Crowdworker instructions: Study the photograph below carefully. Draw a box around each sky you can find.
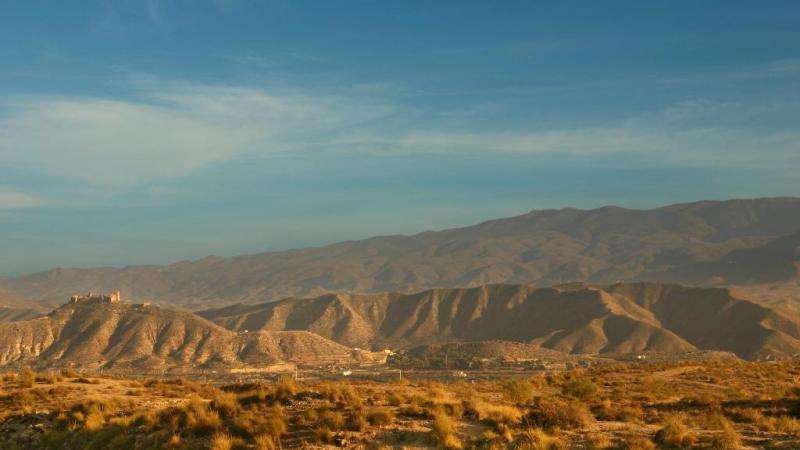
[1,0,799,275]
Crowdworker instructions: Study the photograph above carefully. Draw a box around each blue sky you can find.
[1,1,799,275]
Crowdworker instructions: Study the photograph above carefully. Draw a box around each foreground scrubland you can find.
[0,361,799,449]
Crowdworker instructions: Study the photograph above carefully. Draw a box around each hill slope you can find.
[199,283,800,360]
[0,299,373,371]
[2,197,800,309]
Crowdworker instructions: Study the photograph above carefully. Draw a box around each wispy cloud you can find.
[0,73,797,192]
[0,81,392,186]
[324,99,800,169]
[0,191,43,209]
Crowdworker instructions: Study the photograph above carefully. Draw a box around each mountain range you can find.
[198,282,800,360]
[1,197,798,311]
[0,281,795,371]
[0,297,379,372]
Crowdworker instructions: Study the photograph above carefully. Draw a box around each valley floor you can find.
[0,360,799,449]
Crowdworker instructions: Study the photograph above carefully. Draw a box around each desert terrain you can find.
[0,360,799,449]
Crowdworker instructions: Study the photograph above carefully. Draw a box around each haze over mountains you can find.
[1,195,799,370]
[1,197,798,310]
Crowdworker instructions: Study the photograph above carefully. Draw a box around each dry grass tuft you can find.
[367,408,395,426]
[621,436,656,450]
[526,398,592,430]
[210,432,234,450]
[516,427,567,450]
[430,411,462,449]
[19,368,36,388]
[273,376,297,402]
[561,375,598,401]
[503,378,537,405]
[710,420,741,450]
[654,413,696,448]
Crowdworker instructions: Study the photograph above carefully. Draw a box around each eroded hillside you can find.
[200,283,800,360]
[0,298,377,371]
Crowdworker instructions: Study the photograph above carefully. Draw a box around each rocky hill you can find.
[199,283,800,360]
[0,298,378,372]
[1,197,799,310]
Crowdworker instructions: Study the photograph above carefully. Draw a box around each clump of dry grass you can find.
[585,432,613,450]
[561,375,598,401]
[594,399,643,423]
[159,396,222,436]
[36,371,63,384]
[735,408,800,433]
[526,397,593,430]
[319,382,362,408]
[709,420,741,450]
[2,372,17,382]
[254,433,276,450]
[387,391,405,406]
[54,397,123,432]
[430,411,462,449]
[320,409,345,431]
[210,390,240,419]
[19,368,36,388]
[273,377,297,402]
[314,425,335,443]
[463,397,522,426]
[516,427,567,450]
[654,413,697,448]
[621,436,656,450]
[59,367,78,378]
[367,408,395,426]
[348,410,368,432]
[210,432,234,450]
[503,378,537,405]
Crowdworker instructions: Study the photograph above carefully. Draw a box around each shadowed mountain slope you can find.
[2,198,800,309]
[199,283,800,360]
[656,230,800,285]
[0,307,42,322]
